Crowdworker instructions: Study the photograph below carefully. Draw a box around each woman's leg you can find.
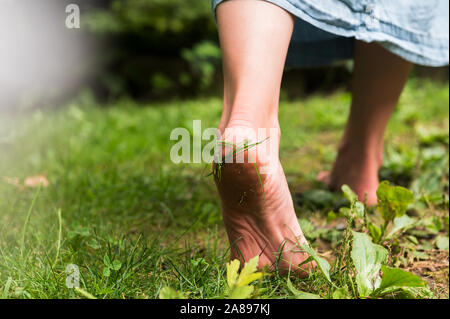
[320,41,413,205]
[215,0,313,274]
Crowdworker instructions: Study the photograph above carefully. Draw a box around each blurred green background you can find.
[80,0,222,100]
[75,0,448,102]
[0,0,448,299]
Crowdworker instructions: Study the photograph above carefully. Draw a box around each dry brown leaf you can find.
[24,174,49,188]
[3,177,20,187]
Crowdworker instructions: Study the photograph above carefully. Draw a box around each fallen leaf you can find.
[24,174,49,188]
[3,177,21,187]
[226,256,263,299]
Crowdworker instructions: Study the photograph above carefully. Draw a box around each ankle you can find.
[222,116,280,147]
[337,142,382,168]
[226,113,279,130]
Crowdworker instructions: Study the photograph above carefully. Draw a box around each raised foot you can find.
[214,125,315,276]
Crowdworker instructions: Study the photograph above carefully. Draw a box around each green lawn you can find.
[0,79,448,299]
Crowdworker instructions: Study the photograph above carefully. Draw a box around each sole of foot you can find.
[214,125,316,276]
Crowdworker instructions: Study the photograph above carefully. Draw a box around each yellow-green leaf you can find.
[226,256,263,299]
[159,287,186,299]
[229,285,254,299]
[237,272,263,287]
[332,285,350,299]
[376,181,414,222]
[236,256,261,287]
[226,259,240,288]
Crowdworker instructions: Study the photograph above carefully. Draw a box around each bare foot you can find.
[317,146,381,206]
[214,123,315,276]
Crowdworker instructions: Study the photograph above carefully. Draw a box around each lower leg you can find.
[325,41,413,204]
[215,0,313,274]
[217,0,293,133]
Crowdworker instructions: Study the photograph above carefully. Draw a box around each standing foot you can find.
[317,146,381,206]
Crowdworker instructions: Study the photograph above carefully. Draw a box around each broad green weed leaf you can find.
[326,211,338,223]
[412,251,429,260]
[300,189,335,209]
[301,244,332,284]
[298,219,315,238]
[159,287,186,299]
[332,285,350,299]
[436,235,449,251]
[424,216,443,234]
[386,215,417,239]
[342,185,358,204]
[112,260,122,271]
[67,231,79,239]
[354,201,365,219]
[373,266,426,297]
[2,277,13,299]
[338,207,352,219]
[286,278,321,299]
[103,254,111,267]
[192,257,208,268]
[367,222,382,243]
[351,231,388,297]
[379,266,426,290]
[407,235,419,245]
[396,287,433,299]
[87,238,100,250]
[102,266,111,277]
[376,181,414,222]
[341,185,365,219]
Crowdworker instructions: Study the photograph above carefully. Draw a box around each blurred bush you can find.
[82,0,222,100]
[84,0,214,34]
[76,0,447,102]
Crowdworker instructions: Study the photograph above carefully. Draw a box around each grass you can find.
[0,79,448,299]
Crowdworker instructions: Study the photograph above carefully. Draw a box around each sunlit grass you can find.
[0,79,448,298]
